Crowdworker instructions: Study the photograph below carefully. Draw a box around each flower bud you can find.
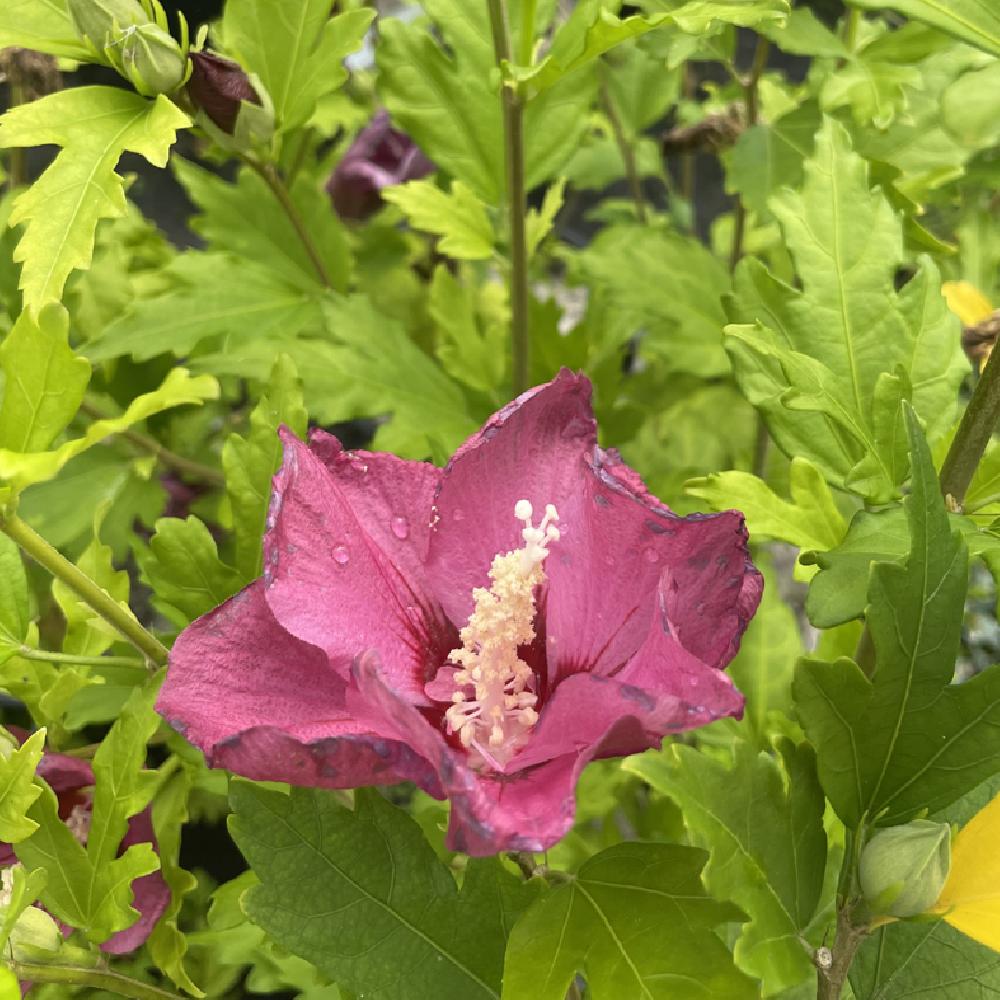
[859,819,951,918]
[186,50,274,151]
[188,50,259,134]
[326,110,435,221]
[67,0,149,51]
[114,23,187,97]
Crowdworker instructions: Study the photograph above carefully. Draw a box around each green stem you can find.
[79,400,224,487]
[487,0,531,395]
[243,156,333,289]
[10,961,183,1000]
[518,0,538,65]
[17,647,146,670]
[728,35,769,273]
[0,514,168,669]
[940,342,1000,510]
[842,7,861,54]
[601,81,647,224]
[731,35,770,474]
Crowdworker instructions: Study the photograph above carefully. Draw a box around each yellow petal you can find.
[942,280,994,327]
[936,791,1000,951]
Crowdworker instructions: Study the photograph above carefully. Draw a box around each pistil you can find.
[444,500,559,767]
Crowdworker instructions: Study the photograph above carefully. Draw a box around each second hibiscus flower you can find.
[157,371,762,855]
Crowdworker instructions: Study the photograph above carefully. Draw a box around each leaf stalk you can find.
[0,513,168,669]
[17,647,147,670]
[9,961,184,1000]
[242,156,333,289]
[601,81,647,224]
[79,399,224,487]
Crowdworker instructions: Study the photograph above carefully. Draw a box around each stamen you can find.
[444,500,559,767]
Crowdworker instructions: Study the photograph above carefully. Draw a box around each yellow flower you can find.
[942,280,994,327]
[932,790,1000,951]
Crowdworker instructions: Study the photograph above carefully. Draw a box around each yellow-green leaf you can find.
[0,368,218,493]
[0,87,189,310]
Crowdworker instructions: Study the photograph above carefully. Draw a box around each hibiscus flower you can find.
[0,739,169,954]
[326,109,435,221]
[158,371,762,855]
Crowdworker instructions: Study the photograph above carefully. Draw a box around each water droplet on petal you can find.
[452,508,465,522]
[332,544,350,566]
[391,516,410,540]
[643,546,659,563]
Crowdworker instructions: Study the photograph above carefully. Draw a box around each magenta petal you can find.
[544,448,762,687]
[35,751,94,796]
[263,429,447,702]
[444,648,741,856]
[426,370,596,627]
[211,651,451,797]
[305,429,440,602]
[159,584,448,796]
[158,580,355,753]
[101,808,169,955]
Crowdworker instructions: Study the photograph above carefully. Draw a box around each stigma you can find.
[444,500,560,768]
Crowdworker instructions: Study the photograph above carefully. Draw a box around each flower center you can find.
[444,500,560,768]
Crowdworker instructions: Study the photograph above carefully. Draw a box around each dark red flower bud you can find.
[326,109,435,222]
[187,50,260,135]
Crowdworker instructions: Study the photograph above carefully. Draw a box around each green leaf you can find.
[429,266,507,399]
[0,865,48,954]
[503,840,756,1000]
[0,729,45,843]
[686,457,847,567]
[508,6,673,96]
[726,117,969,501]
[795,406,1000,828]
[377,14,501,201]
[171,158,351,293]
[852,920,1000,998]
[525,177,566,258]
[229,784,541,1000]
[139,516,243,628]
[575,224,732,378]
[222,355,307,581]
[149,765,203,997]
[377,3,595,201]
[0,367,219,493]
[0,0,91,59]
[515,0,788,94]
[0,87,189,310]
[87,683,159,869]
[726,558,804,741]
[723,100,821,215]
[383,179,495,260]
[52,525,130,657]
[222,1,374,131]
[0,534,29,666]
[850,0,1000,57]
[759,7,847,57]
[85,253,326,363]
[804,506,1000,628]
[627,741,825,995]
[18,447,167,559]
[17,777,160,943]
[0,304,90,452]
